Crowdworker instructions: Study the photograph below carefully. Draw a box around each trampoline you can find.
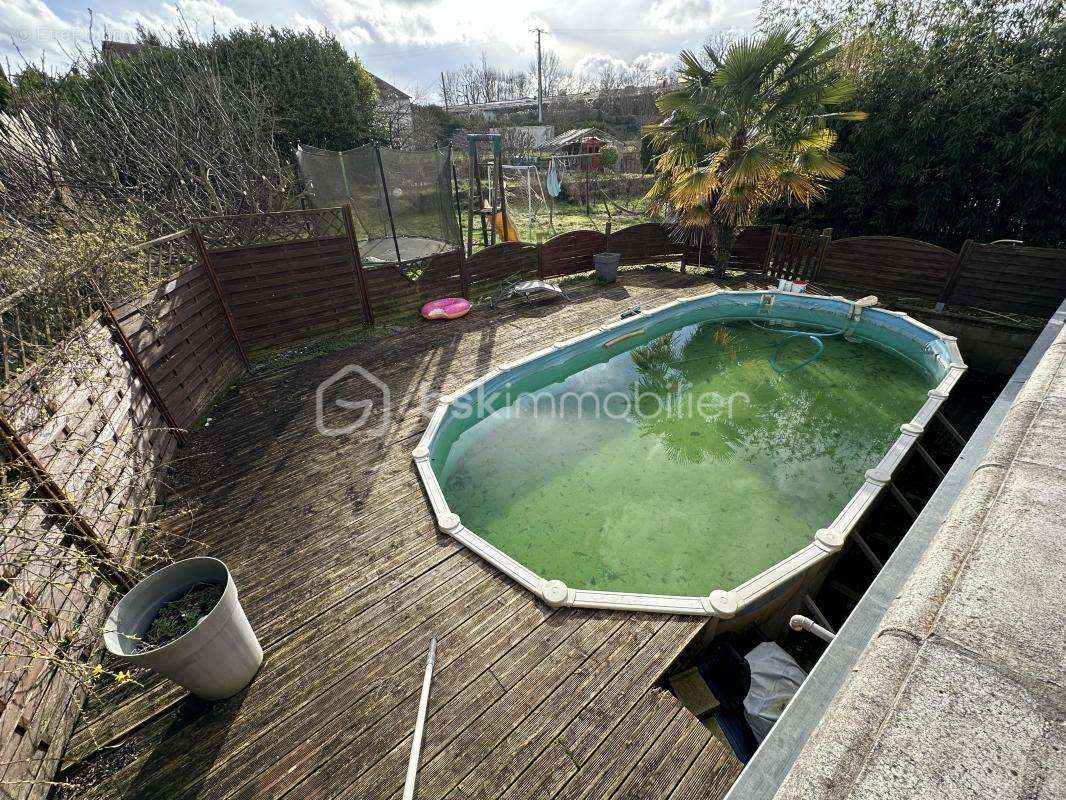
[296,143,462,265]
[357,235,452,264]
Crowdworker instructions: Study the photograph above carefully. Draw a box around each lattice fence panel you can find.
[196,208,346,251]
[0,316,176,799]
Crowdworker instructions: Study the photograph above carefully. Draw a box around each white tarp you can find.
[743,642,807,742]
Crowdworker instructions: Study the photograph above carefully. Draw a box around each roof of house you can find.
[371,74,411,101]
[539,127,623,152]
[101,40,159,58]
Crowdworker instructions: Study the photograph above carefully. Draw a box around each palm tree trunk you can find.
[714,223,736,278]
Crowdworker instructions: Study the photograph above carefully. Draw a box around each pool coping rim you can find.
[412,289,968,617]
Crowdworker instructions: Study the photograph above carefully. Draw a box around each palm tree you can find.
[643,28,866,275]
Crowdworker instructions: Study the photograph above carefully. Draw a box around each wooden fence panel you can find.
[729,226,773,272]
[196,207,368,349]
[946,244,1066,317]
[539,230,607,278]
[0,317,176,798]
[608,222,681,265]
[207,236,367,349]
[363,250,465,321]
[110,258,244,431]
[765,225,831,281]
[681,226,772,272]
[816,236,957,298]
[416,250,465,301]
[464,242,540,297]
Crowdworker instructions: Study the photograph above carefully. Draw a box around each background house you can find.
[538,127,624,170]
[372,74,414,148]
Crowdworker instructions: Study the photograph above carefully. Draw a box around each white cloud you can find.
[96,0,251,43]
[1,0,760,96]
[1,0,84,65]
[306,0,541,50]
[571,52,628,86]
[645,0,726,34]
[571,50,676,88]
[632,51,676,74]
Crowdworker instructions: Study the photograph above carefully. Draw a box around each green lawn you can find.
[459,200,655,252]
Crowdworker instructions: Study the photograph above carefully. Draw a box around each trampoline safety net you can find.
[296,144,462,265]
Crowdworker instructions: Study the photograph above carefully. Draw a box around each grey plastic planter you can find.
[103,557,263,701]
[594,252,621,283]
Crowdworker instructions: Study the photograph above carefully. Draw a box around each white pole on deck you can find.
[403,637,437,800]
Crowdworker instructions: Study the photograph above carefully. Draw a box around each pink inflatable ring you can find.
[421,297,471,321]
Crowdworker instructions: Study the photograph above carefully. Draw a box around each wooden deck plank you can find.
[443,616,665,800]
[668,739,744,800]
[553,688,681,800]
[78,552,490,799]
[73,273,711,739]
[495,617,712,800]
[607,711,711,800]
[266,605,583,800]
[65,270,759,800]
[400,615,632,799]
[222,586,538,800]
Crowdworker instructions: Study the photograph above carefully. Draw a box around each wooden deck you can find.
[63,270,749,800]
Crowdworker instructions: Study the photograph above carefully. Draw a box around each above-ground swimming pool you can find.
[413,291,966,617]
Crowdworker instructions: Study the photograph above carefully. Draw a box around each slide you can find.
[494,210,520,243]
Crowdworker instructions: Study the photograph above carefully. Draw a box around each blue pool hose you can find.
[748,321,844,374]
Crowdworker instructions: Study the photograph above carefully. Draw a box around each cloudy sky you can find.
[3,0,762,98]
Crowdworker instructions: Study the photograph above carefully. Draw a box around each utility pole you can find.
[533,28,544,124]
[440,71,449,109]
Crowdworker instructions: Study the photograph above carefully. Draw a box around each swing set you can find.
[461,134,619,254]
[464,134,516,256]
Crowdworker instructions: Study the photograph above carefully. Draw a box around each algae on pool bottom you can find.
[433,320,932,596]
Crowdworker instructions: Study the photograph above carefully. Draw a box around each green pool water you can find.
[433,320,932,596]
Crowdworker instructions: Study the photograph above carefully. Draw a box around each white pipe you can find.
[403,637,437,800]
[790,614,836,643]
[847,295,879,320]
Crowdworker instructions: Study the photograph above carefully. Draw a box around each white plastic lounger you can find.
[490,274,569,308]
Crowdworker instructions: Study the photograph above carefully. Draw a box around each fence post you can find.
[99,303,186,445]
[190,226,250,367]
[935,239,975,311]
[456,246,471,300]
[0,414,134,592]
[810,229,832,281]
[762,224,779,276]
[343,205,376,324]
